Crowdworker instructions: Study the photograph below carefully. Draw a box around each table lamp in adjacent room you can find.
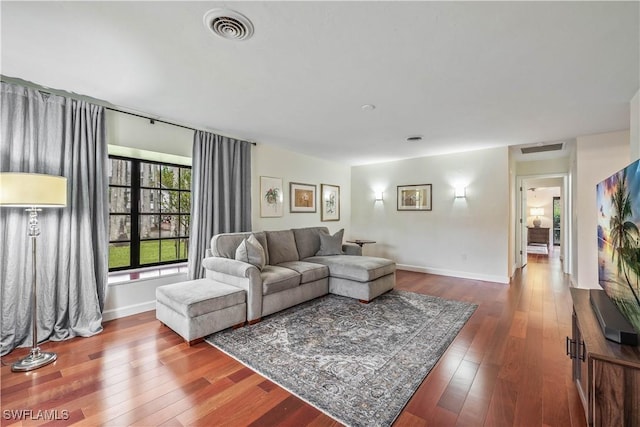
[530,207,544,228]
[0,172,67,372]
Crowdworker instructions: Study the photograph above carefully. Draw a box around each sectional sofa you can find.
[202,226,396,323]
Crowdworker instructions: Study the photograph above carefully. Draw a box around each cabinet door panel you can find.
[592,359,640,426]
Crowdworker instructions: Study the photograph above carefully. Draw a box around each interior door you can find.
[520,186,528,267]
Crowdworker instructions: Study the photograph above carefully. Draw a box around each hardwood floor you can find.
[1,252,586,426]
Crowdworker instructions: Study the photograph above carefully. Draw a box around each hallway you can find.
[394,246,586,426]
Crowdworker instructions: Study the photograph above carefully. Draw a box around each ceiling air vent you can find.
[406,135,423,142]
[521,143,564,155]
[203,9,254,41]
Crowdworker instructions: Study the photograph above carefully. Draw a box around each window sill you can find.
[108,263,188,286]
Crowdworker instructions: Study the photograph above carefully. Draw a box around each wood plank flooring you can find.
[1,251,586,426]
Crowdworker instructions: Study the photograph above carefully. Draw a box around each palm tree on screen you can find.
[609,170,640,306]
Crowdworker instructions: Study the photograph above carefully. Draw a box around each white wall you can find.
[251,143,351,235]
[516,156,570,176]
[351,147,510,284]
[573,130,630,288]
[631,89,639,161]
[106,110,192,163]
[103,273,187,321]
[508,151,517,276]
[570,142,579,281]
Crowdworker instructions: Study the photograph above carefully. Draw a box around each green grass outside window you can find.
[109,240,188,270]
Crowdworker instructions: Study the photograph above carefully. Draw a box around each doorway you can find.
[553,196,561,246]
[515,173,571,275]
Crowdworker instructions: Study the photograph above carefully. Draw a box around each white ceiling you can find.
[2,1,638,165]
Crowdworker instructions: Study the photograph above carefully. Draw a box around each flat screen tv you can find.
[597,158,640,339]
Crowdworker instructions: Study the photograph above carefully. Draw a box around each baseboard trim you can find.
[396,264,510,284]
[102,266,509,322]
[570,275,578,288]
[103,300,155,322]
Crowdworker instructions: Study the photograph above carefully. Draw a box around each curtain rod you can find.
[0,76,256,146]
[106,107,194,131]
[105,107,257,146]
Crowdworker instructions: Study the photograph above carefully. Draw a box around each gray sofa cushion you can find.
[266,230,299,265]
[293,226,329,259]
[156,278,246,317]
[303,255,396,282]
[211,231,269,264]
[316,229,344,256]
[261,265,301,295]
[278,261,329,284]
[235,234,266,270]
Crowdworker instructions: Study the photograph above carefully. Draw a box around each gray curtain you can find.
[188,131,252,279]
[0,82,108,356]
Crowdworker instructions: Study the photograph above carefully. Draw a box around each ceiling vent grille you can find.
[204,9,254,41]
[406,135,423,142]
[521,143,564,154]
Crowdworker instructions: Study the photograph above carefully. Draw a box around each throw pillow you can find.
[315,229,344,256]
[235,234,266,270]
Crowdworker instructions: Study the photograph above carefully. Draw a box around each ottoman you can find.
[156,278,246,345]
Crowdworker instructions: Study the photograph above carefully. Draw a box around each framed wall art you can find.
[290,182,316,213]
[397,184,432,211]
[321,184,340,221]
[260,176,283,217]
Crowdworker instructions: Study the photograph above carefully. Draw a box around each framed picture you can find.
[260,176,283,217]
[290,182,317,213]
[397,184,432,211]
[321,184,340,221]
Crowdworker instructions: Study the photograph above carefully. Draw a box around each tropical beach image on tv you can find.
[597,158,640,334]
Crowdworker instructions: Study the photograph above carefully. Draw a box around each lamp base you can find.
[533,218,542,227]
[11,347,57,372]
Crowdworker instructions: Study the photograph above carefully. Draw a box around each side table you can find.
[347,239,376,248]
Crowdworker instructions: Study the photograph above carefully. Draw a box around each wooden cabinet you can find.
[568,288,640,426]
[528,227,550,246]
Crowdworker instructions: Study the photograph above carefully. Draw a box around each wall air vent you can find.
[203,9,254,41]
[521,143,564,154]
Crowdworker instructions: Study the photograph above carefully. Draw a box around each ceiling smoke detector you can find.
[204,9,254,41]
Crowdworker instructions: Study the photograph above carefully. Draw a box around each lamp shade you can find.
[0,173,67,207]
[530,207,544,216]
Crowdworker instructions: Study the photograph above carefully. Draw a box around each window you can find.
[108,156,191,271]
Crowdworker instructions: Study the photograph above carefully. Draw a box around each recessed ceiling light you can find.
[406,135,423,142]
[203,9,254,41]
[361,104,376,111]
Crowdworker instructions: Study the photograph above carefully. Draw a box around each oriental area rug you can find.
[206,290,477,427]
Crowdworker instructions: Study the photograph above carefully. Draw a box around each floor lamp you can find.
[0,172,67,372]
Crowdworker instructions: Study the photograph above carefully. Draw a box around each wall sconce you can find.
[455,186,466,198]
[375,191,384,201]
